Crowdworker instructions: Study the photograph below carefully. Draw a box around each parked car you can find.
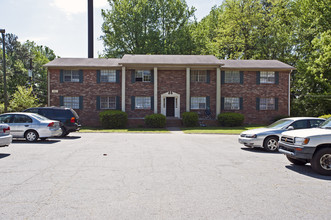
[0,112,61,142]
[24,107,81,137]
[238,117,325,152]
[0,123,12,147]
[279,117,331,176]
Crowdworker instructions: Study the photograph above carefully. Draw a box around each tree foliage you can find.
[0,33,56,108]
[101,0,196,57]
[7,86,40,112]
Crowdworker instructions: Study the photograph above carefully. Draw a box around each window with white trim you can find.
[135,70,151,82]
[100,97,116,109]
[135,97,151,109]
[224,97,240,110]
[225,71,240,83]
[64,97,80,109]
[101,70,116,82]
[64,70,80,82]
[260,71,275,84]
[191,70,207,82]
[191,97,206,109]
[260,98,275,110]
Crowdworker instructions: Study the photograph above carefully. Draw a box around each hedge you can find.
[99,110,128,129]
[182,112,199,127]
[217,112,244,127]
[144,114,166,128]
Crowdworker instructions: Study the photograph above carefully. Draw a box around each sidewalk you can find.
[167,127,184,134]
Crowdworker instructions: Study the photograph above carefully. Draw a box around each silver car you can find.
[238,117,325,152]
[0,112,61,142]
[0,123,12,147]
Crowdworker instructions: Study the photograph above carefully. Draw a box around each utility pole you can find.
[88,0,94,58]
[0,29,7,112]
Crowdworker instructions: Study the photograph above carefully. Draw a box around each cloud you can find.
[51,0,108,15]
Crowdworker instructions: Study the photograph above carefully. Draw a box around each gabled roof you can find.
[119,54,223,66]
[44,58,121,68]
[220,60,296,70]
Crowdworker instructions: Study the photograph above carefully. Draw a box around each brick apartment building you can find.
[44,55,295,126]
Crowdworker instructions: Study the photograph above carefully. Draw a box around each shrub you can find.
[217,112,244,127]
[182,112,199,127]
[319,114,331,119]
[144,114,166,128]
[99,110,128,129]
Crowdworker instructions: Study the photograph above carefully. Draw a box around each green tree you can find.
[0,33,56,106]
[101,0,196,57]
[7,86,40,112]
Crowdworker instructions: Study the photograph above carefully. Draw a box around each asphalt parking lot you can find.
[0,132,330,219]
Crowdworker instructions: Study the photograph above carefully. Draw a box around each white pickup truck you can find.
[278,117,331,176]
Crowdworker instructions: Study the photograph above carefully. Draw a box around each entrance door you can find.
[166,97,175,117]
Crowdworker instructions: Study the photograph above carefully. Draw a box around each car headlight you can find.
[245,134,257,138]
[294,137,310,145]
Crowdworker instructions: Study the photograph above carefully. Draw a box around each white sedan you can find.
[0,112,61,142]
[0,123,12,147]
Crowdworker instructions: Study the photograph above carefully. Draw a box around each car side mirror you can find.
[287,126,294,130]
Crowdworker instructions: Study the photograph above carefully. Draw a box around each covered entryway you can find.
[161,92,180,118]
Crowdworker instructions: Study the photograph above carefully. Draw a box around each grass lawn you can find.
[80,127,170,133]
[181,125,263,134]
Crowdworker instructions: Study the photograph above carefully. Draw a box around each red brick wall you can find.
[49,69,121,126]
[49,68,290,127]
[221,71,289,124]
[125,69,154,118]
[158,70,187,116]
[190,70,217,118]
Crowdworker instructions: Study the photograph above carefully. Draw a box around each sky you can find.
[1,0,221,58]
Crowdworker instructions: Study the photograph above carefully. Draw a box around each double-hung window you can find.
[63,70,80,82]
[100,97,116,109]
[101,70,116,82]
[63,97,80,109]
[259,98,275,110]
[191,97,206,109]
[224,71,240,83]
[260,71,275,84]
[135,70,151,82]
[224,97,240,110]
[135,97,151,109]
[191,70,207,82]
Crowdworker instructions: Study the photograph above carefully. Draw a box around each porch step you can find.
[166,118,182,127]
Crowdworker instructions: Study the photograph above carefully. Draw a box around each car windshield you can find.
[267,119,294,129]
[31,113,50,121]
[319,117,331,129]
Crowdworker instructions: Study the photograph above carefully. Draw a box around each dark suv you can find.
[23,107,81,137]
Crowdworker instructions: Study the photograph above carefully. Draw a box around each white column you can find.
[186,68,190,112]
[121,66,126,112]
[154,67,158,113]
[216,67,221,117]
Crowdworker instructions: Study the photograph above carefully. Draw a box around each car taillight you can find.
[3,127,10,133]
[70,117,75,123]
[48,122,55,127]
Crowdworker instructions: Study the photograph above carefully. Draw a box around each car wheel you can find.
[311,148,331,176]
[263,137,279,152]
[25,130,39,142]
[60,127,67,137]
[286,155,307,165]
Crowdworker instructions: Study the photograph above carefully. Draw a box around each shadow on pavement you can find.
[53,135,81,140]
[240,147,280,154]
[0,153,10,159]
[13,139,61,144]
[285,165,331,180]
